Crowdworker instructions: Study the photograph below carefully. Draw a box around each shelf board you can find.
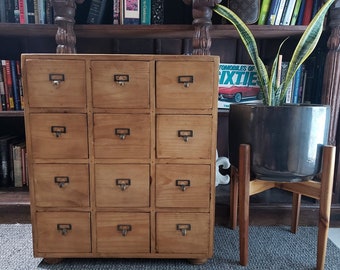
[0,111,24,117]
[0,23,308,39]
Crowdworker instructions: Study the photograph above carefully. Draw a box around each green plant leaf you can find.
[213,0,336,106]
[280,0,336,102]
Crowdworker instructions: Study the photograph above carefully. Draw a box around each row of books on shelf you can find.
[258,0,326,26]
[0,0,53,24]
[217,62,308,110]
[0,135,28,188]
[0,59,23,111]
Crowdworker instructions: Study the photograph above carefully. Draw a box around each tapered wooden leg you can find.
[239,144,251,266]
[291,193,301,234]
[230,166,239,230]
[317,146,335,270]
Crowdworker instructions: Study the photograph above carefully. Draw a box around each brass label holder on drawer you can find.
[54,176,70,188]
[176,224,191,236]
[57,224,72,235]
[116,178,131,191]
[176,179,191,191]
[178,130,193,142]
[115,128,130,140]
[49,73,65,87]
[51,126,67,138]
[178,75,194,88]
[117,224,132,236]
[114,74,129,86]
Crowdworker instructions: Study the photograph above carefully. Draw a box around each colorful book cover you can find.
[218,63,262,109]
[274,0,287,25]
[266,0,283,25]
[258,0,272,25]
[141,0,151,25]
[123,0,140,25]
[290,0,303,25]
[296,0,306,25]
[280,0,297,25]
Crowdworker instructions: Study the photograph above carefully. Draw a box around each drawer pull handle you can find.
[114,74,129,86]
[49,74,65,87]
[178,75,193,88]
[176,224,191,236]
[117,224,132,237]
[51,126,66,138]
[57,224,72,235]
[116,178,131,191]
[115,128,130,140]
[178,130,193,142]
[54,176,70,188]
[176,179,191,191]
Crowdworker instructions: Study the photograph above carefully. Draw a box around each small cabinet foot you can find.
[188,258,208,265]
[43,258,63,264]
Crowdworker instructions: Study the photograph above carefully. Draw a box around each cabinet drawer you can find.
[29,113,88,159]
[36,212,91,253]
[91,61,150,108]
[94,114,150,159]
[156,164,210,208]
[96,212,150,253]
[25,59,86,108]
[156,212,210,254]
[33,164,89,207]
[156,61,214,109]
[95,164,149,207]
[156,115,212,159]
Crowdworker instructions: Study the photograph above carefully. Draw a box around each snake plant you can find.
[213,0,335,106]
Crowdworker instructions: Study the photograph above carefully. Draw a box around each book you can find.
[12,142,25,187]
[3,60,14,110]
[113,0,120,24]
[218,63,262,109]
[26,0,35,23]
[258,0,272,25]
[10,60,21,111]
[37,0,45,24]
[87,0,108,24]
[302,0,313,25]
[0,64,6,110]
[290,0,303,25]
[274,0,287,25]
[122,0,140,24]
[266,0,284,25]
[296,0,306,25]
[141,0,151,25]
[151,0,164,24]
[18,0,27,23]
[292,65,303,103]
[280,0,297,25]
[0,135,18,187]
[16,60,24,109]
[13,0,20,23]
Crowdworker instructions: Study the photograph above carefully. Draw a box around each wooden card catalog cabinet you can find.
[22,54,219,264]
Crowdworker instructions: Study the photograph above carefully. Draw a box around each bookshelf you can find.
[0,0,339,216]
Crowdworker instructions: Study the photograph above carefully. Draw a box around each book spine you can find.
[5,0,15,23]
[302,0,313,25]
[0,64,5,111]
[141,0,151,25]
[13,0,20,23]
[292,65,302,103]
[26,0,35,23]
[123,0,140,25]
[266,0,282,25]
[274,0,287,25]
[290,0,303,25]
[13,144,23,187]
[87,0,107,24]
[16,60,24,110]
[258,0,272,25]
[4,60,14,110]
[281,0,297,25]
[18,0,26,23]
[113,0,120,24]
[33,0,39,23]
[296,0,306,25]
[10,60,21,111]
[0,1,6,22]
[45,0,53,24]
[37,0,45,24]
[151,0,164,24]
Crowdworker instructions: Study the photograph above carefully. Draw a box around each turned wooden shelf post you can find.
[51,0,84,53]
[184,0,222,55]
[322,2,340,201]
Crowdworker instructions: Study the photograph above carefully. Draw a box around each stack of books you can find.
[258,0,324,26]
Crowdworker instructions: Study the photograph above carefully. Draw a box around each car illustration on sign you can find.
[218,86,261,102]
